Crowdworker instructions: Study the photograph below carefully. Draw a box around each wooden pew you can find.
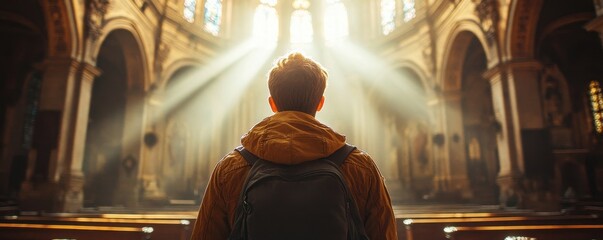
[398,214,601,240]
[1,215,193,240]
[443,224,603,240]
[0,223,153,240]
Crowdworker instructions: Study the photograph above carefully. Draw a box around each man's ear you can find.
[269,96,278,113]
[316,96,325,112]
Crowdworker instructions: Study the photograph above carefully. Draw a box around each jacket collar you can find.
[241,111,346,164]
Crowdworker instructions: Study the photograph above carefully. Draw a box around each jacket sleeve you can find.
[364,158,398,240]
[190,160,230,240]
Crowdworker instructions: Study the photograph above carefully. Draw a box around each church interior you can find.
[1,0,603,239]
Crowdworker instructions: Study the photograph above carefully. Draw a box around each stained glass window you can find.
[291,0,313,43]
[22,72,42,150]
[254,0,279,42]
[325,0,349,42]
[403,0,416,22]
[183,0,197,23]
[381,0,396,35]
[204,0,222,36]
[589,80,603,134]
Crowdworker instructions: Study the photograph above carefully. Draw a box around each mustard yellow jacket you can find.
[190,111,398,240]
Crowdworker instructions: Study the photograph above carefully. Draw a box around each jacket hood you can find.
[240,111,346,165]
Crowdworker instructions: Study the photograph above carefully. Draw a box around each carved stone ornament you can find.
[86,0,110,42]
[156,42,171,72]
[46,0,70,55]
[474,0,499,43]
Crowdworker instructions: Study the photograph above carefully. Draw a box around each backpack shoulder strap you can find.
[235,144,356,166]
[235,146,259,166]
[327,143,357,166]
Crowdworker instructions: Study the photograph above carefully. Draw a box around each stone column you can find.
[59,61,100,212]
[139,90,167,205]
[439,90,472,199]
[20,57,100,212]
[427,96,445,195]
[484,59,553,209]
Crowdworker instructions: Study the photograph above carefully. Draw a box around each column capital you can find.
[146,87,165,106]
[483,59,543,80]
[40,56,80,70]
[79,62,101,78]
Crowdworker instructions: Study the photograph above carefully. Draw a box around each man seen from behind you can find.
[190,52,398,240]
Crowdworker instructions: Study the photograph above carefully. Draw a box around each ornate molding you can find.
[86,0,110,42]
[43,0,71,56]
[474,0,499,45]
[509,0,542,58]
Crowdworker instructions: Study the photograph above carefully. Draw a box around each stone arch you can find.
[159,64,207,201]
[504,0,544,59]
[441,22,491,88]
[91,17,150,91]
[388,64,435,202]
[436,24,495,202]
[40,0,76,57]
[394,65,431,121]
[83,28,148,207]
[392,60,432,95]
[441,22,491,92]
[160,59,203,89]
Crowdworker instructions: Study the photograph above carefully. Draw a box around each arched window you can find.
[204,0,222,36]
[402,0,416,22]
[254,0,279,42]
[183,0,197,23]
[381,0,396,35]
[325,0,349,42]
[589,80,603,134]
[291,0,313,43]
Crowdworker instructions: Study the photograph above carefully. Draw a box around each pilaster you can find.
[436,90,472,200]
[484,59,555,209]
[140,89,167,205]
[20,57,100,212]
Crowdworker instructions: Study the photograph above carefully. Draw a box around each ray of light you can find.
[326,40,431,123]
[112,39,276,167]
[161,39,260,115]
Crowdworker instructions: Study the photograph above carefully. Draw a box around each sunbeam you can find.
[113,39,276,172]
[161,39,259,115]
[328,40,431,123]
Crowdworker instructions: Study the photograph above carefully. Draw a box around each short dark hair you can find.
[268,52,327,115]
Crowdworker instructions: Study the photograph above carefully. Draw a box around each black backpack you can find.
[228,144,369,240]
